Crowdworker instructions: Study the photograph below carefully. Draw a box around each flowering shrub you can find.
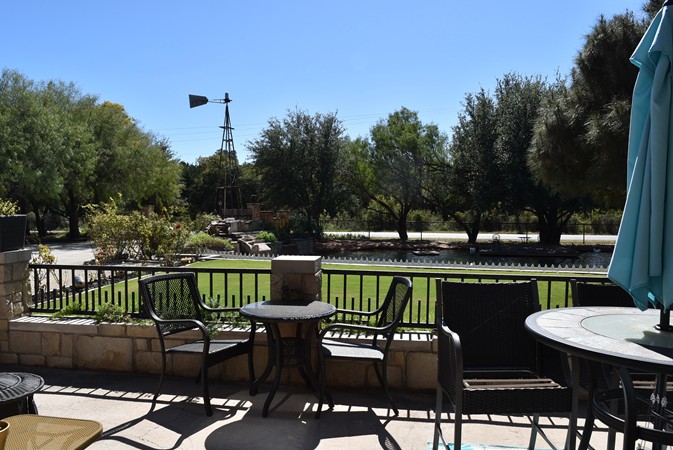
[85,197,192,265]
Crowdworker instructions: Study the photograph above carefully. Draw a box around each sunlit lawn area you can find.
[50,258,586,324]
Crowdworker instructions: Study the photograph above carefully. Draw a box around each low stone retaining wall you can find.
[1,317,437,392]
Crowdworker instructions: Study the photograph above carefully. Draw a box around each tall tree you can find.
[496,73,581,244]
[442,90,499,243]
[0,70,183,238]
[347,108,446,241]
[529,12,644,209]
[249,109,346,237]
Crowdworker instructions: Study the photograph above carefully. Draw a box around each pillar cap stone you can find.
[271,255,321,274]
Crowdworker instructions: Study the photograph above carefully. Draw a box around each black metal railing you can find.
[29,262,611,328]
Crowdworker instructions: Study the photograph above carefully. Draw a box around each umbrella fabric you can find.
[608,3,673,311]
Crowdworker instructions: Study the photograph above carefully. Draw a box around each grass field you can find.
[43,258,593,326]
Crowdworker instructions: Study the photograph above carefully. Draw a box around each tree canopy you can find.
[0,69,183,238]
[248,109,347,237]
[347,108,447,241]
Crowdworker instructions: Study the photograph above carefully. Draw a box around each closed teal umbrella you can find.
[608,1,673,324]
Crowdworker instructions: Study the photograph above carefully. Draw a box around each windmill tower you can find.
[189,92,243,218]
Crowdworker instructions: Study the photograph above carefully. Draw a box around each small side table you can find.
[0,372,44,419]
[4,414,103,449]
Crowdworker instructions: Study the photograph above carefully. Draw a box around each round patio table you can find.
[0,372,44,418]
[526,306,673,450]
[240,300,336,417]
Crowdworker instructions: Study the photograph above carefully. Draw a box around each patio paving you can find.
[6,365,621,449]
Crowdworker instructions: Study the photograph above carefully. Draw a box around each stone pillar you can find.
[0,249,32,355]
[270,255,322,301]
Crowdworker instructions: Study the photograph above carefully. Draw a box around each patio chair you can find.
[571,279,636,308]
[139,272,256,416]
[315,276,412,418]
[570,279,661,448]
[432,280,572,450]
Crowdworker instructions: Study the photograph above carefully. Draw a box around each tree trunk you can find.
[66,192,81,239]
[32,206,48,238]
[395,209,409,241]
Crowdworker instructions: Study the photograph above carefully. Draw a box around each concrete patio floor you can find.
[7,364,623,449]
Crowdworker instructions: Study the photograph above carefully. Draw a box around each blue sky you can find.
[2,1,646,164]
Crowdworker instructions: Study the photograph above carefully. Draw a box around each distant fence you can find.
[320,219,620,240]
[29,261,612,328]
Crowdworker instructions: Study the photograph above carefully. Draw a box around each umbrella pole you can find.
[656,306,672,332]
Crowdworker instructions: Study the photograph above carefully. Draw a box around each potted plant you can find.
[0,198,27,252]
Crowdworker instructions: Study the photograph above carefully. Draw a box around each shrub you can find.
[0,198,19,215]
[256,230,277,242]
[185,232,233,255]
[190,213,220,233]
[85,196,190,265]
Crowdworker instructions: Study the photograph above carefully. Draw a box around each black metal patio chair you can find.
[432,279,572,450]
[571,279,636,308]
[138,272,256,416]
[315,275,412,418]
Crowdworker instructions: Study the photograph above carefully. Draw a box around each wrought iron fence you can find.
[29,262,611,328]
[320,219,620,241]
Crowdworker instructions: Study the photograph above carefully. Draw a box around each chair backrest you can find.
[139,272,204,336]
[438,280,539,369]
[571,280,635,307]
[375,276,413,331]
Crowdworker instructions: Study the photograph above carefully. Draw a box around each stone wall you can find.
[0,249,436,392]
[2,316,437,391]
[0,249,32,357]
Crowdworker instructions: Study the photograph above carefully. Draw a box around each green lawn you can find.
[46,258,592,326]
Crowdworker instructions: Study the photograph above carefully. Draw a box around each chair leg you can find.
[152,350,168,411]
[202,353,213,416]
[454,396,463,450]
[528,414,540,450]
[374,361,398,415]
[432,386,444,450]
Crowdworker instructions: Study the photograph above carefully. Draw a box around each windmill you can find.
[189,92,243,218]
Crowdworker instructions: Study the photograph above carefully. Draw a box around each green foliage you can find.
[85,196,190,265]
[256,230,277,243]
[30,244,57,294]
[94,302,130,324]
[529,12,644,210]
[51,301,84,319]
[0,69,183,240]
[185,232,233,254]
[0,198,18,215]
[248,109,347,238]
[347,108,448,241]
[190,213,220,233]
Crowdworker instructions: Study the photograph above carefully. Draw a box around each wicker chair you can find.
[570,279,659,448]
[432,280,572,450]
[571,279,636,307]
[316,276,412,418]
[138,272,256,416]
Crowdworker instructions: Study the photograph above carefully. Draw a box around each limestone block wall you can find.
[2,317,437,392]
[270,256,322,301]
[0,249,32,356]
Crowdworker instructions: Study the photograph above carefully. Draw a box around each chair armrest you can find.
[334,307,377,317]
[320,322,389,338]
[155,318,210,339]
[437,321,464,387]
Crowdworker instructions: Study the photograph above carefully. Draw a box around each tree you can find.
[495,73,582,244]
[347,108,447,241]
[439,90,499,243]
[529,12,644,209]
[248,109,347,237]
[0,70,183,238]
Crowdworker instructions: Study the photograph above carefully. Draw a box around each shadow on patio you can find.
[7,365,615,449]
